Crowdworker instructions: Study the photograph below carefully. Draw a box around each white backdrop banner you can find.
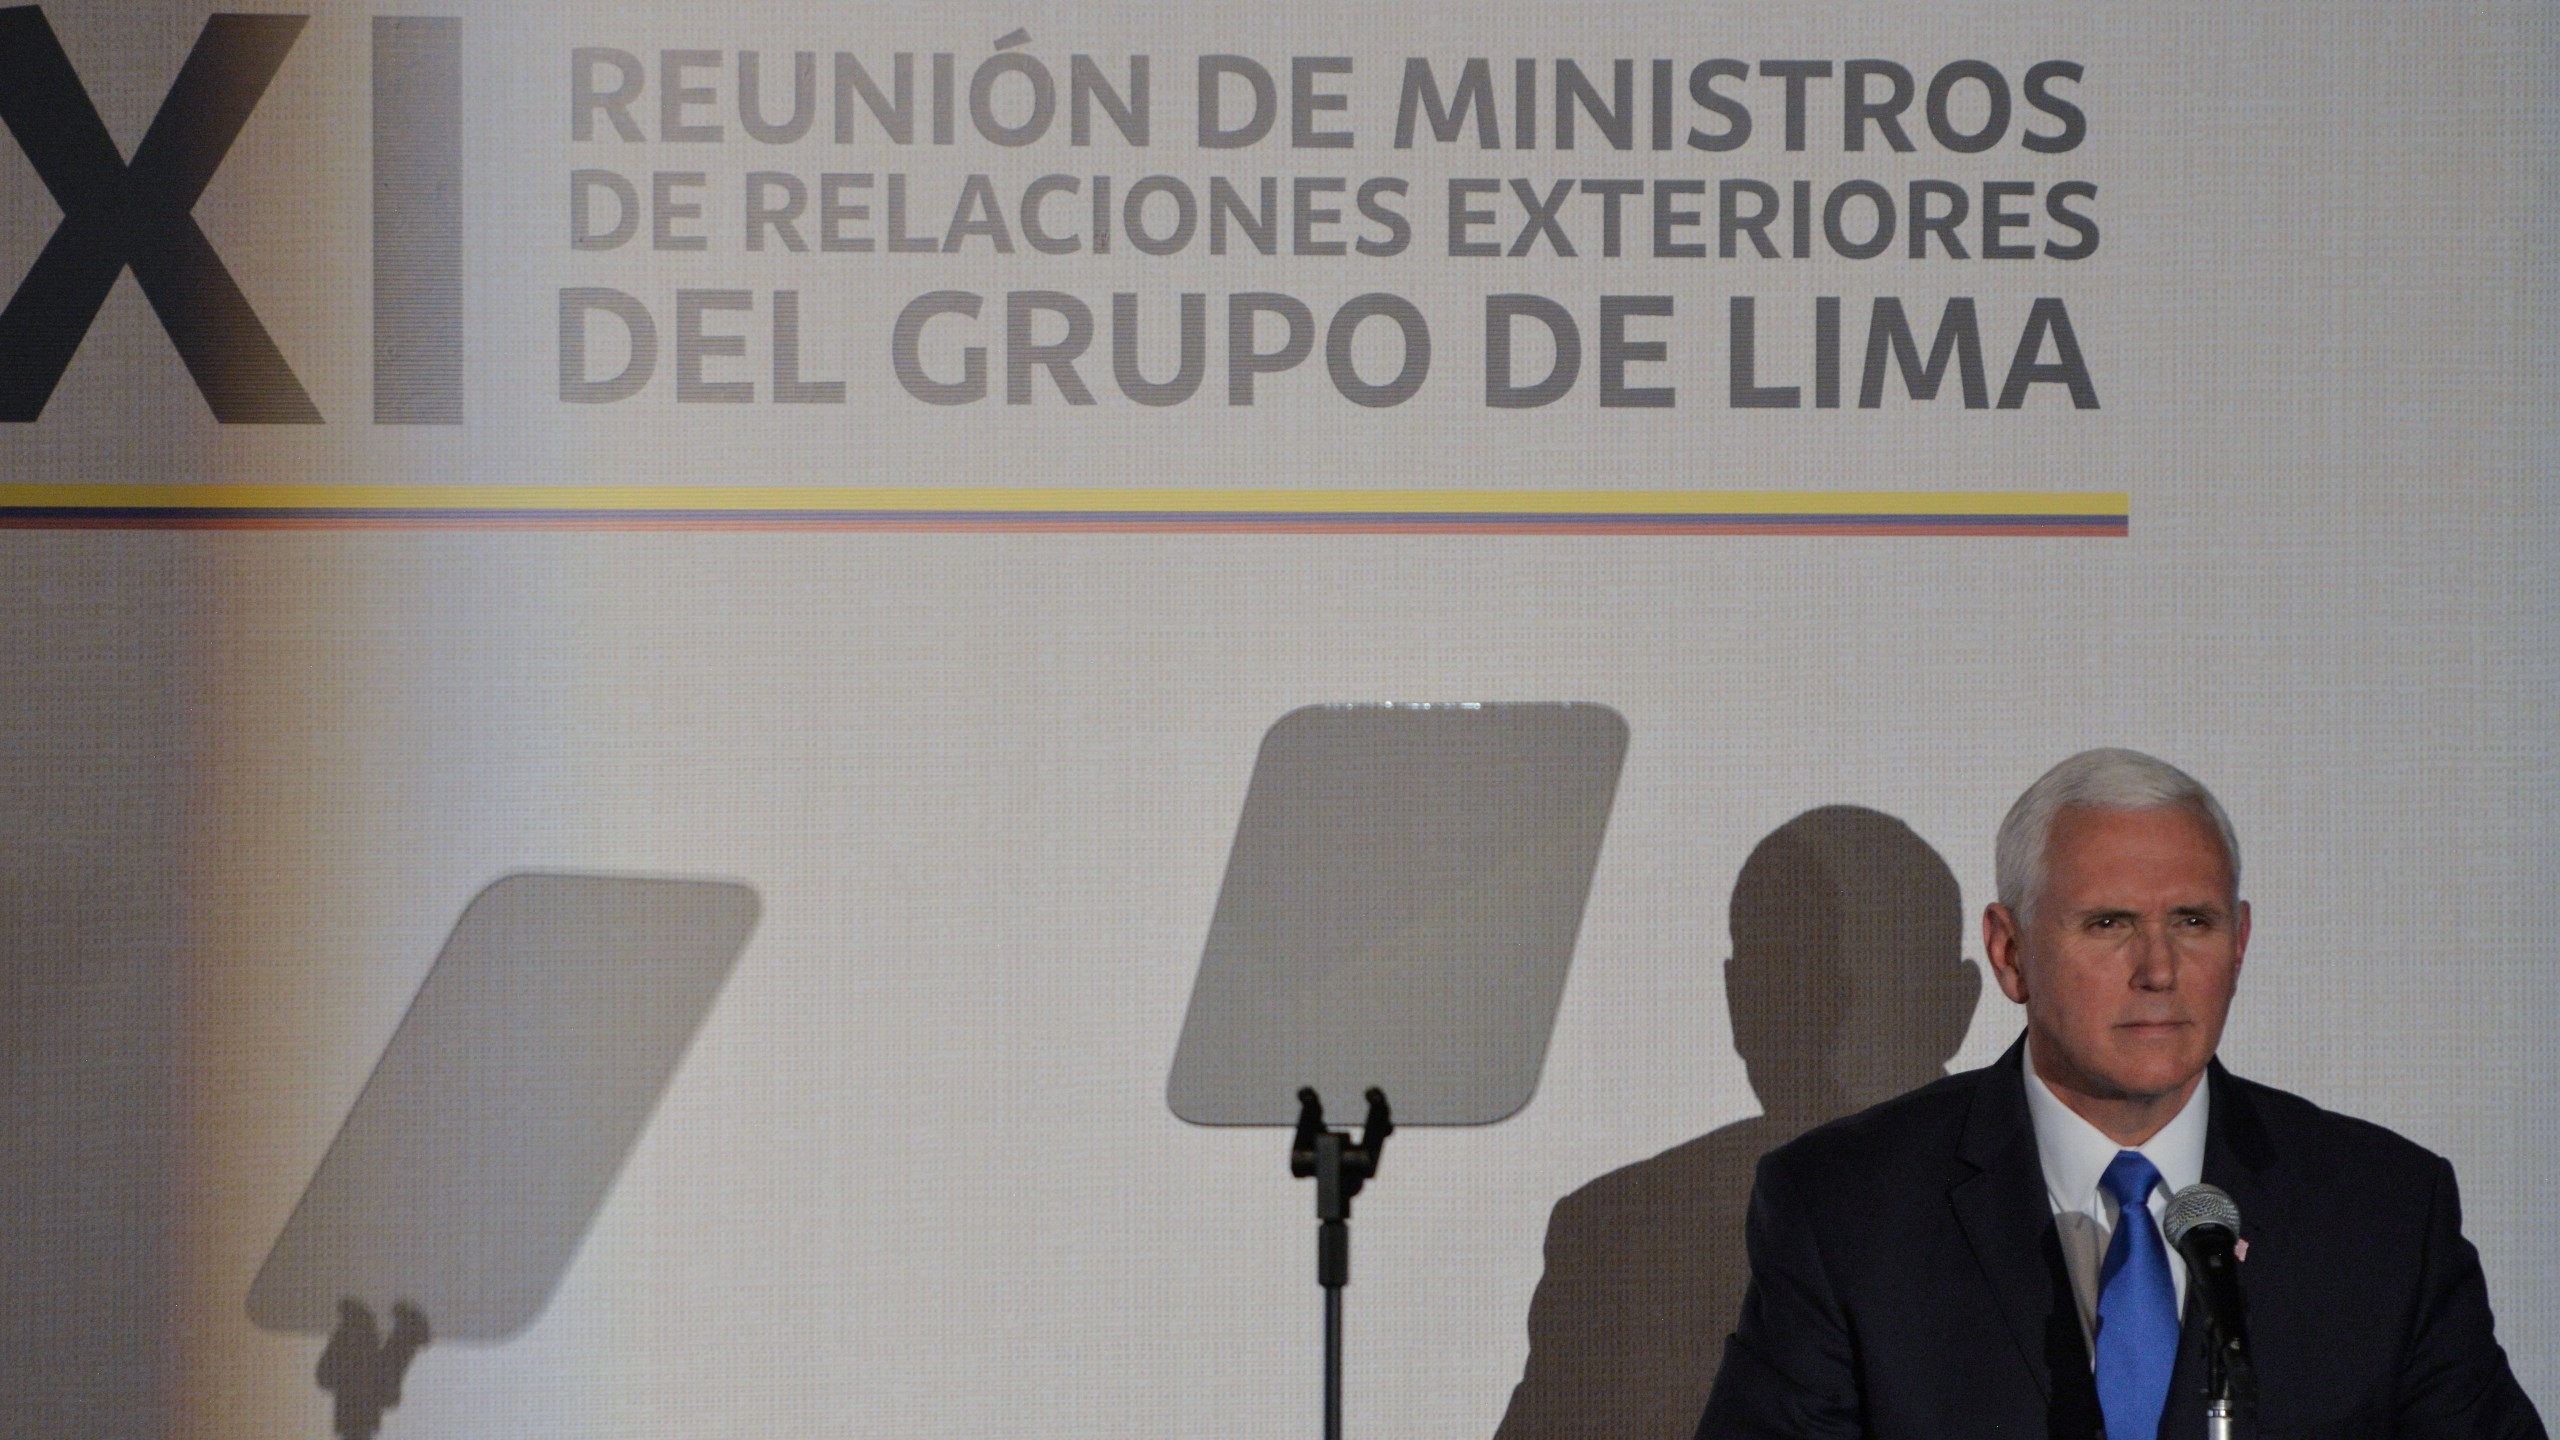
[0,3,2551,1438]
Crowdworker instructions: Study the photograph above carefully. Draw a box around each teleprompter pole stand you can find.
[1291,1086,1392,1440]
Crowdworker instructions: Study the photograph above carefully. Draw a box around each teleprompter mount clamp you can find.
[1291,1086,1393,1440]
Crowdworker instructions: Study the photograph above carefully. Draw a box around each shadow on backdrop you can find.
[251,874,761,1347]
[316,1299,430,1440]
[1491,806,1981,1440]
[242,874,757,1438]
[0,541,208,1440]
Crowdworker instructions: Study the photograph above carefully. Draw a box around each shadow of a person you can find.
[1492,806,1981,1440]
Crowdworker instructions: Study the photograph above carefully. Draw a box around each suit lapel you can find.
[1951,1040,2066,1404]
[2198,1059,2282,1253]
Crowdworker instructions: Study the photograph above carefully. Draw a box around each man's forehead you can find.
[2044,804,2237,893]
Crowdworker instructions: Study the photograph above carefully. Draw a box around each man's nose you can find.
[2130,924,2178,988]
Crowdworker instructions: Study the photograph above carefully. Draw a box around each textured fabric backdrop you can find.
[2,4,2551,1437]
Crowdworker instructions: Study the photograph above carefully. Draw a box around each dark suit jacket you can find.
[1696,1039,2545,1440]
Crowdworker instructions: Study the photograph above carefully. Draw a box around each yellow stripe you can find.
[0,484,2126,517]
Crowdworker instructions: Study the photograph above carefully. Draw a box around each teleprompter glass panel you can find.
[1168,703,1626,1126]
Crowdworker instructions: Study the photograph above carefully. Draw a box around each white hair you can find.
[1994,748,2241,919]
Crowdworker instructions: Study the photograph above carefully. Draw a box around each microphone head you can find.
[2165,1183,2242,1246]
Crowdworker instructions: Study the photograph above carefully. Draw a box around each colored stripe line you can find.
[0,487,2128,534]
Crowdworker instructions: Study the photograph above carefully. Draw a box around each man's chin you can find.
[2111,1019,2199,1046]
[2094,1037,2209,1101]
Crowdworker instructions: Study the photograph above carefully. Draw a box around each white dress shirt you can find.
[2022,1040,2209,1352]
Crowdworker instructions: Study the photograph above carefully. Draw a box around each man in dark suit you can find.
[1698,749,2545,1440]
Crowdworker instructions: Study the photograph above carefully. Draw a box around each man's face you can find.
[1984,804,2249,1121]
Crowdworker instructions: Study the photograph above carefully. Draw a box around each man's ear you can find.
[1983,903,2031,1005]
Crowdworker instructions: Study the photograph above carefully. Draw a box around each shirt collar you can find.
[2022,1037,2210,1220]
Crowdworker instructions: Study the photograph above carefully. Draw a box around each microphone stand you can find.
[1290,1087,1392,1440]
[2205,1370,2243,1439]
[2202,1315,2255,1440]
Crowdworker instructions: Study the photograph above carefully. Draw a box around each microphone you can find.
[2164,1184,2253,1381]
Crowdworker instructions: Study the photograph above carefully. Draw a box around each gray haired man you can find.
[1697,749,2543,1440]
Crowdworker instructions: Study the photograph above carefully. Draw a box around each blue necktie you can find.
[2095,1151,2179,1440]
